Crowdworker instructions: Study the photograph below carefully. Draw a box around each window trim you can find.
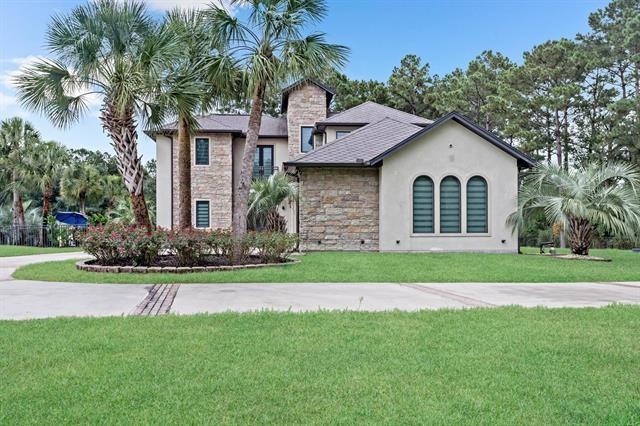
[412,175,435,234]
[194,137,210,166]
[194,199,211,229]
[300,126,314,153]
[335,130,351,139]
[466,175,488,234]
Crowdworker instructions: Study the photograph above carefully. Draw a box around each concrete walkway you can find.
[1,252,639,320]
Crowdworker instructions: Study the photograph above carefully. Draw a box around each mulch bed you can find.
[77,255,298,273]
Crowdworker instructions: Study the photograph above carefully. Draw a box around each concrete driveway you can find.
[1,252,639,320]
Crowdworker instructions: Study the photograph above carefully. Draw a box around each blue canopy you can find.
[55,212,88,226]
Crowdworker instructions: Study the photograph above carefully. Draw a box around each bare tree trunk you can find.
[100,103,151,229]
[568,216,593,256]
[79,196,86,216]
[232,82,266,256]
[42,184,52,219]
[177,116,192,230]
[12,176,25,227]
[554,109,562,167]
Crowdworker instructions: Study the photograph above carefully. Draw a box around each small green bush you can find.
[165,229,210,267]
[254,232,298,263]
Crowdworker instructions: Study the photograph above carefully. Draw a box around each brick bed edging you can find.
[75,258,300,273]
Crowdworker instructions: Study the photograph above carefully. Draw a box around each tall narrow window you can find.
[440,176,461,233]
[467,176,488,233]
[253,145,274,179]
[301,126,314,153]
[413,176,434,233]
[195,200,210,228]
[195,138,209,165]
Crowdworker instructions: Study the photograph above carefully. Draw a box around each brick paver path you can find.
[131,284,180,316]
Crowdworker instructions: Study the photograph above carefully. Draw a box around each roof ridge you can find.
[317,101,372,123]
[368,102,431,122]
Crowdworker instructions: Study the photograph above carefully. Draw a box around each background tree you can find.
[388,54,437,118]
[205,0,349,249]
[15,0,178,229]
[326,71,390,112]
[28,141,69,220]
[0,117,40,227]
[60,163,103,215]
[508,162,640,255]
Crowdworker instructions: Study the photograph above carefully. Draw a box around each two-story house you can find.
[150,78,535,252]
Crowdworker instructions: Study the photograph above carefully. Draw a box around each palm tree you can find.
[204,0,349,249]
[508,162,640,255]
[60,163,103,215]
[28,141,69,220]
[0,117,40,227]
[159,8,235,229]
[248,172,298,231]
[15,0,179,229]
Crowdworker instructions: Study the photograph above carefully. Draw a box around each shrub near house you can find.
[79,224,298,268]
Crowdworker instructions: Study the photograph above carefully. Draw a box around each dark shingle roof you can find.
[315,101,432,128]
[286,112,536,169]
[285,118,422,166]
[153,114,288,137]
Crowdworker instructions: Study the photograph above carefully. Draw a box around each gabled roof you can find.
[367,111,536,168]
[150,114,288,138]
[285,112,536,169]
[284,118,422,167]
[280,77,336,112]
[315,101,432,128]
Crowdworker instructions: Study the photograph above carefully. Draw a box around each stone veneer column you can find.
[286,82,328,159]
[299,167,379,251]
[172,133,233,229]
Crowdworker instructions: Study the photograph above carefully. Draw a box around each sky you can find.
[0,0,609,161]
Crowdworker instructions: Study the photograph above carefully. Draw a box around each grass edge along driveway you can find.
[1,306,639,424]
[0,245,83,258]
[11,248,640,283]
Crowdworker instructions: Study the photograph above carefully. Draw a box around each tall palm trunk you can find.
[101,103,151,229]
[79,193,86,215]
[568,216,593,256]
[177,116,192,230]
[232,82,266,253]
[42,184,53,219]
[11,170,25,227]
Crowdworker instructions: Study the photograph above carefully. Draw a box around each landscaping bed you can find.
[76,256,298,273]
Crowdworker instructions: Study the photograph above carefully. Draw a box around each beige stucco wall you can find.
[171,133,233,230]
[379,121,519,252]
[323,125,361,145]
[299,167,379,251]
[155,135,172,229]
[232,137,296,233]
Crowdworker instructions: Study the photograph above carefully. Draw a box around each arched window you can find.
[413,176,434,233]
[467,176,488,233]
[440,176,461,233]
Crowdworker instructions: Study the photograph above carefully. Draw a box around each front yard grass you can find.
[0,245,82,257]
[1,306,638,424]
[11,247,640,283]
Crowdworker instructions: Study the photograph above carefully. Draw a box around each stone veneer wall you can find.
[286,82,328,158]
[299,168,379,251]
[172,133,233,229]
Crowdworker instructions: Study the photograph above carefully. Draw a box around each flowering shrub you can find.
[79,224,164,266]
[253,232,298,263]
[165,228,210,267]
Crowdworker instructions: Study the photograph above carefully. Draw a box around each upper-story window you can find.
[195,138,209,165]
[301,126,314,153]
[335,131,351,139]
[253,145,274,179]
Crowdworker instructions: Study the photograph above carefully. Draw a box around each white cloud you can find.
[0,92,16,108]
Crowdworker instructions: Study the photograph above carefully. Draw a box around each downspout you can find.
[295,169,301,252]
[170,136,174,230]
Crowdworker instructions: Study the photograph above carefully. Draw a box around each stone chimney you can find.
[282,79,334,159]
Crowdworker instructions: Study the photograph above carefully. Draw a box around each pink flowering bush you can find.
[165,228,211,267]
[79,224,164,266]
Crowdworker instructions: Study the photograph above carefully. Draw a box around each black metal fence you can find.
[0,224,86,248]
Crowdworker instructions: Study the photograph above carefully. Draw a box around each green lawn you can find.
[0,245,83,257]
[1,307,638,424]
[12,248,640,283]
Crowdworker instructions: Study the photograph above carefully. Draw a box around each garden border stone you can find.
[75,258,300,273]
